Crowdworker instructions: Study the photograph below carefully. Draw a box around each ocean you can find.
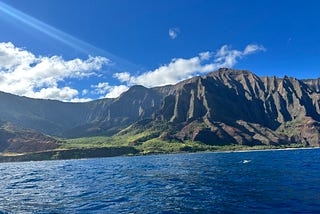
[0,148,319,213]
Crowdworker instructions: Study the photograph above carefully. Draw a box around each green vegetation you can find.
[0,133,308,163]
[0,119,309,163]
[0,147,139,163]
[60,129,161,149]
[279,120,304,136]
[59,128,307,157]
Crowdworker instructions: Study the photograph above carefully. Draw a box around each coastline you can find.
[213,146,320,153]
[0,144,317,163]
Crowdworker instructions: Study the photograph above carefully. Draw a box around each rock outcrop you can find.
[0,122,59,153]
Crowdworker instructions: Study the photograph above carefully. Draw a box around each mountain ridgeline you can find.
[0,68,319,151]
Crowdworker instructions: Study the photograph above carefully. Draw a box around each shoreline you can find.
[212,146,320,154]
[0,145,318,164]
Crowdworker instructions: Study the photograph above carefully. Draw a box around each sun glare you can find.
[0,1,140,72]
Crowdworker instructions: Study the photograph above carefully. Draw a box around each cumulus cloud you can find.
[113,72,131,82]
[91,82,129,98]
[82,89,89,96]
[70,97,93,103]
[114,44,265,88]
[32,86,78,101]
[169,28,180,39]
[0,42,108,101]
[0,42,265,101]
[105,85,129,98]
[91,82,111,95]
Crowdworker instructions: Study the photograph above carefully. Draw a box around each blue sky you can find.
[0,0,319,101]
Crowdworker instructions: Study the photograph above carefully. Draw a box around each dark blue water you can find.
[0,149,320,213]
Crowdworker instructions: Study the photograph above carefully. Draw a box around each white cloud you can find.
[214,44,265,68]
[91,82,129,98]
[0,42,108,101]
[105,85,129,98]
[114,44,265,88]
[169,28,180,39]
[115,56,212,87]
[113,72,131,82]
[92,82,111,95]
[199,51,212,60]
[31,86,78,101]
[70,97,93,103]
[0,42,265,101]
[243,44,266,55]
[82,89,89,96]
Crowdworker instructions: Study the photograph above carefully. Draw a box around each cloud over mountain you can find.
[0,42,108,101]
[0,42,265,100]
[114,44,265,88]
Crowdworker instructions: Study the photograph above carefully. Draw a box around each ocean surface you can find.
[0,149,320,213]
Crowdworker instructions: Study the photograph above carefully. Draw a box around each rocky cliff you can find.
[158,68,320,146]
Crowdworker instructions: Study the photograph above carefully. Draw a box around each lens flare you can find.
[0,1,140,72]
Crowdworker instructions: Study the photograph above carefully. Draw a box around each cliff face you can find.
[61,85,164,137]
[0,86,163,137]
[158,68,320,146]
[161,69,319,124]
[0,91,108,136]
[0,68,319,147]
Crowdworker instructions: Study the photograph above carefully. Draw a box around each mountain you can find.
[0,68,319,155]
[0,85,164,137]
[157,69,319,146]
[0,121,59,153]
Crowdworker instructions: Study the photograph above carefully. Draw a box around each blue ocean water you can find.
[0,149,320,213]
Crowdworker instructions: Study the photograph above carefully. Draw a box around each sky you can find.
[0,0,319,102]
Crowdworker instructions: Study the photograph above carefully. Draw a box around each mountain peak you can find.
[205,68,256,80]
[216,68,252,74]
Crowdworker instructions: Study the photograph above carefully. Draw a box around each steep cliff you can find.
[157,68,320,146]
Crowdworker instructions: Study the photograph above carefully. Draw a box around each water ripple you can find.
[0,149,320,213]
